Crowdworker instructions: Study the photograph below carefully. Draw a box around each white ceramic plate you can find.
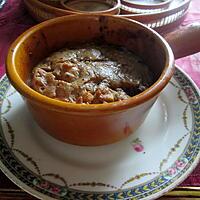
[0,67,199,200]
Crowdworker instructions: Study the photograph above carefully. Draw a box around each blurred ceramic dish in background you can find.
[24,0,120,22]
[121,0,173,10]
[24,0,74,21]
[24,0,191,34]
[120,0,190,14]
[61,0,120,14]
[121,0,191,33]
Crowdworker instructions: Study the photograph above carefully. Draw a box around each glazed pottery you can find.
[61,0,120,15]
[6,15,200,145]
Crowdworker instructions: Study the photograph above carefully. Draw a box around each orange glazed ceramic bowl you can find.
[6,14,174,146]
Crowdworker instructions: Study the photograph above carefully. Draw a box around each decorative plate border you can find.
[0,67,199,200]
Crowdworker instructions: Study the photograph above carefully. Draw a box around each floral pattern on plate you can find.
[131,138,145,153]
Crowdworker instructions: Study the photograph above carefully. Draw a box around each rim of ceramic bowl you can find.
[60,0,121,14]
[26,0,78,15]
[39,0,61,5]
[121,0,173,9]
[6,14,174,113]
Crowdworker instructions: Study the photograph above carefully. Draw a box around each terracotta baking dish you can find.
[6,15,200,146]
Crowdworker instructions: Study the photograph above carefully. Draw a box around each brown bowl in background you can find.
[24,0,73,21]
[24,0,120,22]
[60,0,120,14]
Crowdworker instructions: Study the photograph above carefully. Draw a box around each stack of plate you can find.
[121,0,173,13]
[24,0,191,33]
[120,0,191,33]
